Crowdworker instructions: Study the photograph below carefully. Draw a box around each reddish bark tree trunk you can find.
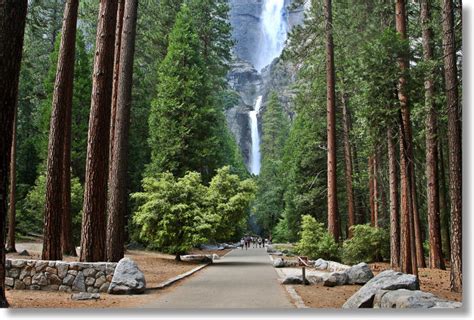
[341,92,356,238]
[43,0,79,261]
[106,0,138,262]
[373,153,379,228]
[387,127,400,269]
[0,0,28,308]
[6,108,17,253]
[324,0,339,241]
[396,0,419,276]
[109,0,125,167]
[438,137,451,259]
[441,0,462,293]
[80,0,118,262]
[368,156,375,227]
[421,0,444,270]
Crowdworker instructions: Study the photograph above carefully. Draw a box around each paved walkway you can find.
[145,247,294,309]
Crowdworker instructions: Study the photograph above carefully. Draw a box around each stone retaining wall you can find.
[5,259,117,293]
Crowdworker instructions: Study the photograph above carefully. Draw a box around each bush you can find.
[295,215,340,260]
[16,173,84,244]
[342,224,389,265]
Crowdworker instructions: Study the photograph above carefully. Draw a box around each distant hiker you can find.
[258,237,262,248]
[240,238,245,249]
[262,238,266,247]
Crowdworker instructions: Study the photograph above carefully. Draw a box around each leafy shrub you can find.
[272,215,291,243]
[17,173,83,244]
[132,166,255,258]
[295,215,340,260]
[342,224,389,265]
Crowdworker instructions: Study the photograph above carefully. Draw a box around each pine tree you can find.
[0,0,28,308]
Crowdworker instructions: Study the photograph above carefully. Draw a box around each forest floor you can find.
[292,262,462,308]
[6,242,231,308]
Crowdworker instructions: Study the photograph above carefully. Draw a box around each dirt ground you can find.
[6,246,231,308]
[293,262,462,308]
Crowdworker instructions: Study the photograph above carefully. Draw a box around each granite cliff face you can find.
[226,0,304,171]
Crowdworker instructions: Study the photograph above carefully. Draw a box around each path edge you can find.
[268,252,309,309]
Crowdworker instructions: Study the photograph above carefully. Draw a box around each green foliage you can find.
[295,215,340,261]
[342,225,390,265]
[17,173,83,244]
[254,92,289,236]
[132,166,256,255]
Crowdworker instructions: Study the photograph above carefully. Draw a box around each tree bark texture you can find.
[395,0,419,276]
[341,92,356,238]
[387,127,400,268]
[81,0,118,262]
[369,156,375,227]
[441,0,462,293]
[0,0,28,308]
[373,153,379,228]
[6,108,17,253]
[43,0,79,261]
[324,0,339,241]
[438,137,451,259]
[109,0,125,168]
[421,0,444,270]
[106,0,138,262]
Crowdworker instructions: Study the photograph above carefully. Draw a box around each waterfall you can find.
[249,95,263,175]
[256,0,288,71]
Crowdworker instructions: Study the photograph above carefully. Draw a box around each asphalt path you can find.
[145,246,294,309]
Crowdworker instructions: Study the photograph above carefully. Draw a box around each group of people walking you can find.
[240,236,266,250]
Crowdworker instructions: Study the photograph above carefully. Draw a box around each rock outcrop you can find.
[108,258,146,295]
[373,289,462,309]
[342,270,419,308]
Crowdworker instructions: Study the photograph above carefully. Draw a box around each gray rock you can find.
[5,259,11,269]
[273,252,283,256]
[49,274,62,286]
[374,289,462,309]
[71,292,100,301]
[59,285,72,292]
[324,272,349,287]
[8,268,20,278]
[57,262,69,278]
[14,280,26,290]
[5,277,14,287]
[306,275,325,285]
[94,276,106,288]
[63,274,75,286]
[96,271,105,278]
[18,250,30,256]
[108,258,146,294]
[180,255,212,263]
[281,275,309,285]
[19,266,32,280]
[46,266,57,275]
[29,285,41,290]
[32,273,48,286]
[85,276,96,286]
[23,276,32,286]
[11,259,26,268]
[72,272,86,292]
[68,262,82,271]
[314,258,329,270]
[345,262,374,284]
[35,261,48,272]
[68,270,78,276]
[266,245,275,253]
[83,268,97,278]
[342,270,419,308]
[48,261,56,267]
[99,282,110,293]
[273,258,286,268]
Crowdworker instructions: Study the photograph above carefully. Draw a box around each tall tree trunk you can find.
[61,66,76,257]
[6,108,17,253]
[373,153,379,228]
[438,136,450,259]
[387,127,400,268]
[441,0,462,293]
[396,0,419,276]
[421,0,444,270]
[0,0,28,308]
[352,147,366,224]
[341,92,356,238]
[109,0,125,168]
[324,0,339,241]
[368,156,375,227]
[106,0,138,262]
[43,0,79,261]
[81,0,118,262]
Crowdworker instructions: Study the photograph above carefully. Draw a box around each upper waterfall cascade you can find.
[256,0,288,72]
[249,95,263,175]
